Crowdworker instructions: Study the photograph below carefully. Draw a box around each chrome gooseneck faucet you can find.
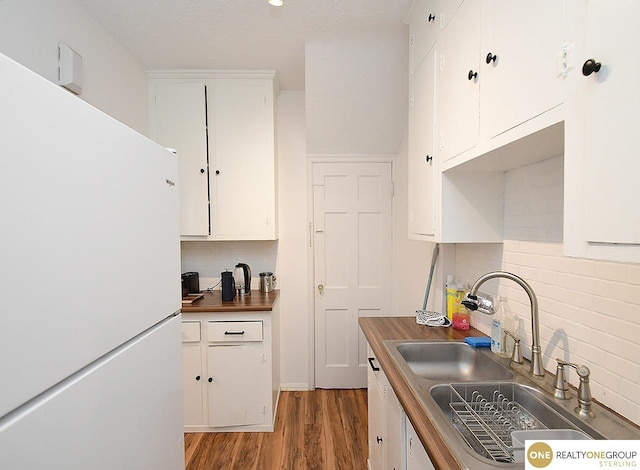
[462,271,544,377]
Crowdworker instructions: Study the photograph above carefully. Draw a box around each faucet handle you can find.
[553,359,571,400]
[554,360,595,418]
[573,364,595,418]
[504,331,523,364]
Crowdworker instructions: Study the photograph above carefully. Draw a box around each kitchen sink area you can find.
[394,341,514,382]
[384,338,640,469]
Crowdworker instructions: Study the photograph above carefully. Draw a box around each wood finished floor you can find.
[184,389,368,470]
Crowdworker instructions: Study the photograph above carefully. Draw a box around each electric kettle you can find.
[234,263,251,296]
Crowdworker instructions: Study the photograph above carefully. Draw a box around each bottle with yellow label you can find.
[446,275,466,325]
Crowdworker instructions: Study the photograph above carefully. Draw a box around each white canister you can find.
[259,272,275,292]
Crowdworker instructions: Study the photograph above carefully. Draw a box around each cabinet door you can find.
[406,419,436,470]
[182,344,204,426]
[383,376,404,470]
[207,344,266,427]
[153,82,209,236]
[438,0,481,161]
[367,365,385,469]
[439,0,464,31]
[409,0,439,72]
[482,0,564,138]
[582,0,640,246]
[208,79,276,239]
[408,50,437,237]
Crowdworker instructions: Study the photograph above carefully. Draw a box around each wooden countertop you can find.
[181,290,279,313]
[359,316,486,470]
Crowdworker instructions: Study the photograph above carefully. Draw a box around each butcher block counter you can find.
[181,290,279,313]
[359,316,485,470]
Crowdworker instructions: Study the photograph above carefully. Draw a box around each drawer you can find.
[207,321,263,342]
[181,321,201,343]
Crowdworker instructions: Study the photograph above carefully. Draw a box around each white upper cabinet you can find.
[408,49,437,238]
[564,0,640,262]
[437,0,481,162]
[438,0,565,163]
[481,0,564,139]
[153,82,209,237]
[439,0,464,31]
[149,72,278,241]
[208,79,277,240]
[408,0,439,72]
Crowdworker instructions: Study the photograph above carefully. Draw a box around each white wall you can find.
[0,0,148,135]
[273,91,310,389]
[454,157,640,426]
[305,31,408,156]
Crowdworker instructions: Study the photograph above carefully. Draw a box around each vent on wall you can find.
[58,42,83,95]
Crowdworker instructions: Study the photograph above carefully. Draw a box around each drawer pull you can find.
[368,357,380,371]
[224,330,245,335]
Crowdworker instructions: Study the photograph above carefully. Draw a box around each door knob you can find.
[428,13,435,22]
[318,284,324,294]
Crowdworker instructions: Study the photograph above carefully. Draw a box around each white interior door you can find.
[313,162,393,388]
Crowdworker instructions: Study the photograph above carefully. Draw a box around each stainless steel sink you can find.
[429,382,605,463]
[382,339,640,469]
[392,341,515,381]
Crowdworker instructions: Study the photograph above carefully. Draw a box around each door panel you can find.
[154,82,209,236]
[313,162,393,388]
[208,344,265,427]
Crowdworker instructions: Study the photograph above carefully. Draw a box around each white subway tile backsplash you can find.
[455,156,640,425]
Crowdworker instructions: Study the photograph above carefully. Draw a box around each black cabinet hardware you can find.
[368,357,380,371]
[582,59,601,76]
[468,70,478,80]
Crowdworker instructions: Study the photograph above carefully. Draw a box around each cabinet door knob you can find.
[486,52,497,64]
[425,155,433,163]
[428,13,435,22]
[376,436,383,444]
[208,377,213,383]
[195,375,201,381]
[200,168,205,174]
[215,169,220,175]
[582,59,602,76]
[468,70,478,81]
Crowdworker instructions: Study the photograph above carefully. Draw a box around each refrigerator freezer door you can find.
[0,53,180,416]
[0,315,184,470]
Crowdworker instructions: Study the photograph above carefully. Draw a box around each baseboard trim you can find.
[280,383,312,391]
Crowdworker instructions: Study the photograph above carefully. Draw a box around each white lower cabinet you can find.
[181,306,280,432]
[367,345,434,470]
[406,420,436,470]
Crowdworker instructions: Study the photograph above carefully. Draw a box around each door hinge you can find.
[261,404,268,414]
[261,352,267,364]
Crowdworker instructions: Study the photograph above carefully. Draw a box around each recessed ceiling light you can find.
[268,0,283,6]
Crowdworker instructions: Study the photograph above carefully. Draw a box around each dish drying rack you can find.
[446,383,546,463]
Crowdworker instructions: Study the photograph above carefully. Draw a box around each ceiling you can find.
[76,0,412,91]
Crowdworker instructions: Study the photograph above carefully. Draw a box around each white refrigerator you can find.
[0,53,184,469]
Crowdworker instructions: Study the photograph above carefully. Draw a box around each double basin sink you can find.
[385,341,606,468]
